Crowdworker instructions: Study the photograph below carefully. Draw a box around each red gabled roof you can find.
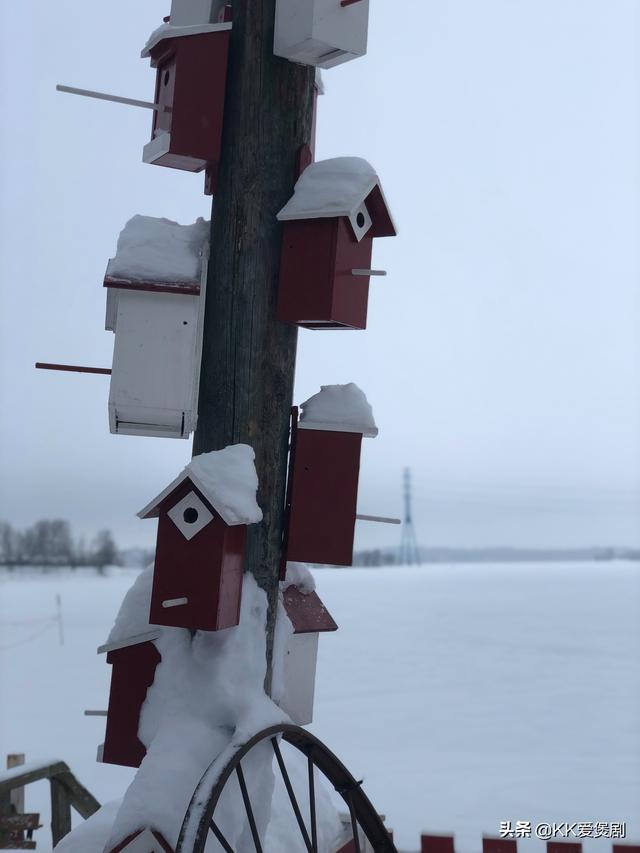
[283,586,338,634]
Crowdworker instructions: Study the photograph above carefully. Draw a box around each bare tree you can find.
[91,529,118,574]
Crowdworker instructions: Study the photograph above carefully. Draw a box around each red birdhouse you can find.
[285,384,377,566]
[276,157,396,330]
[98,631,161,769]
[138,444,262,631]
[107,827,174,853]
[141,15,231,186]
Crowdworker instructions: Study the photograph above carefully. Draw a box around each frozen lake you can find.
[1,562,638,852]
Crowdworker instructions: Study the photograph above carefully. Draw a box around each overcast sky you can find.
[1,0,639,551]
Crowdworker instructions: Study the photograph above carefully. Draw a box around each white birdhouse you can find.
[273,0,369,69]
[104,216,209,439]
[280,584,337,725]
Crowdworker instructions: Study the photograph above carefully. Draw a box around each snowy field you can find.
[0,562,638,852]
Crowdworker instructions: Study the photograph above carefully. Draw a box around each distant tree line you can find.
[0,520,120,569]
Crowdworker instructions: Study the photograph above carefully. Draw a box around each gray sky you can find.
[1,0,639,550]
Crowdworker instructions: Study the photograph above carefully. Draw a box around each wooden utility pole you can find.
[193,1,316,691]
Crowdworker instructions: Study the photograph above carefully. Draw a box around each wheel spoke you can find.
[235,763,264,853]
[271,737,313,853]
[346,792,362,853]
[307,752,318,853]
[209,820,235,853]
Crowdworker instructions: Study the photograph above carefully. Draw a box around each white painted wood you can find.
[107,245,208,438]
[274,0,369,68]
[142,131,173,165]
[348,201,372,242]
[167,491,214,540]
[97,630,161,655]
[356,513,401,524]
[279,632,318,725]
[56,84,162,112]
[162,597,188,608]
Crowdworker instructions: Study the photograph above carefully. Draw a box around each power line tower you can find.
[399,467,421,565]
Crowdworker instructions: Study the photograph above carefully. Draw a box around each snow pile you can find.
[83,568,340,852]
[101,573,282,850]
[277,157,379,221]
[55,800,122,853]
[300,382,378,437]
[139,444,263,527]
[281,561,316,594]
[186,444,263,525]
[106,215,209,284]
[107,566,155,645]
[141,20,231,57]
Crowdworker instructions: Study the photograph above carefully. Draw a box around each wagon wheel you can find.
[176,724,397,853]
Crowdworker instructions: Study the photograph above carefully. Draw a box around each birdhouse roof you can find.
[276,157,396,237]
[141,21,232,57]
[298,382,378,437]
[105,215,209,290]
[138,444,263,527]
[283,586,338,634]
[97,629,161,655]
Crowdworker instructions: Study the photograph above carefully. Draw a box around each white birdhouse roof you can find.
[142,20,232,57]
[138,444,263,527]
[97,630,161,656]
[276,157,396,236]
[298,382,378,437]
[105,215,209,291]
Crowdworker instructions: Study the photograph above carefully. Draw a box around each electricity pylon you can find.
[399,467,421,565]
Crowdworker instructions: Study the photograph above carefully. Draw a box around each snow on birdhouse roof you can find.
[138,444,263,527]
[105,215,209,288]
[141,20,231,57]
[276,157,396,237]
[299,382,378,437]
[282,586,338,635]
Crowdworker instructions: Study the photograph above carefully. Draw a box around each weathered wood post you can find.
[193,0,316,691]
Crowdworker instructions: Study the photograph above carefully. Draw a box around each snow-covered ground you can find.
[0,562,638,852]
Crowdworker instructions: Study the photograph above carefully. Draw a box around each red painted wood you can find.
[483,838,518,853]
[547,844,582,853]
[149,478,245,631]
[613,847,640,853]
[103,276,200,296]
[277,218,372,329]
[283,586,338,633]
[296,143,313,180]
[421,835,455,853]
[286,429,362,566]
[148,29,231,179]
[365,185,396,237]
[108,828,174,852]
[35,362,111,375]
[102,641,160,768]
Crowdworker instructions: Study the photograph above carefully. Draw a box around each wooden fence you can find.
[0,758,100,849]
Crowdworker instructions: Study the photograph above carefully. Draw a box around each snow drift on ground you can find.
[1,563,639,852]
[106,215,209,284]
